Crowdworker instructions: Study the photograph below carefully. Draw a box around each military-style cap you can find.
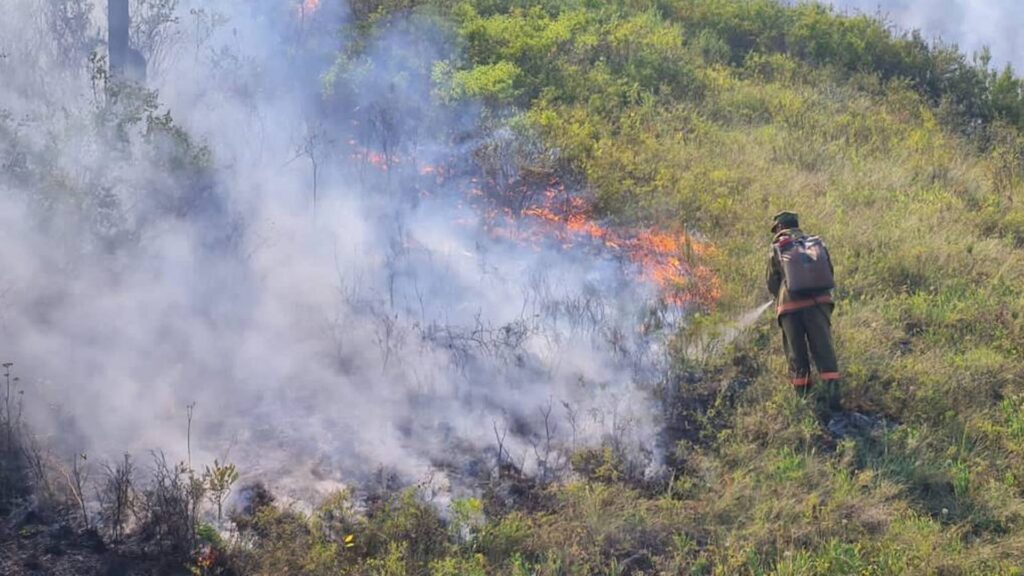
[772,211,799,230]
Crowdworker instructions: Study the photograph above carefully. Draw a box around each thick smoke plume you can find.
[829,0,1023,69]
[0,0,686,499]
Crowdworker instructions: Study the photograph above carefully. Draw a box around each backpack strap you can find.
[773,235,796,262]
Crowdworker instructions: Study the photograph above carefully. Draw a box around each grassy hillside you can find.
[6,0,1024,574]
[321,0,1024,573]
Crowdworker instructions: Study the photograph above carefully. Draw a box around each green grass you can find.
[332,0,1024,572]
[11,0,1024,573]
[219,0,1024,570]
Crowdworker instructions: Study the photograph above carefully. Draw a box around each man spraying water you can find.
[766,211,842,413]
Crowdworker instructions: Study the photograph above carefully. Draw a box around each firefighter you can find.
[766,211,841,412]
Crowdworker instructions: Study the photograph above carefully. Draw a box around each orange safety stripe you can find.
[777,294,833,315]
[791,376,810,387]
[820,372,841,381]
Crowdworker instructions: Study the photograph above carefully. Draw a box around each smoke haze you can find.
[828,0,1023,69]
[0,0,678,498]
[13,0,1007,502]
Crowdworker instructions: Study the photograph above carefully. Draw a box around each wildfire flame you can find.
[300,0,319,15]
[344,141,720,310]
[484,180,720,309]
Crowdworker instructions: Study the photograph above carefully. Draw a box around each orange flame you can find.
[342,141,720,309]
[477,179,719,309]
[302,0,320,13]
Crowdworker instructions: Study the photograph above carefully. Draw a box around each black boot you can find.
[825,380,842,413]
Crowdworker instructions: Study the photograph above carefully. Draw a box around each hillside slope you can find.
[326,0,1024,572]
[4,0,1024,574]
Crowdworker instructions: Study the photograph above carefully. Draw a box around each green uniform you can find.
[766,227,840,393]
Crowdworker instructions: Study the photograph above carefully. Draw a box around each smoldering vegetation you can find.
[0,0,694,516]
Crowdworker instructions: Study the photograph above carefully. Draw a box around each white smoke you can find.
[0,0,678,498]
[827,0,1023,69]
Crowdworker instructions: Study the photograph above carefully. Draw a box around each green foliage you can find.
[430,553,488,576]
[452,60,521,100]
[363,489,449,571]
[365,541,408,576]
[668,0,1024,133]
[196,522,223,548]
[203,460,238,522]
[311,0,1024,571]
[245,506,324,575]
[570,446,626,483]
[449,497,485,545]
[16,0,1024,573]
[476,512,531,564]
[448,1,703,107]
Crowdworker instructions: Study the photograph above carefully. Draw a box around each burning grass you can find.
[503,180,721,309]
[346,138,721,311]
